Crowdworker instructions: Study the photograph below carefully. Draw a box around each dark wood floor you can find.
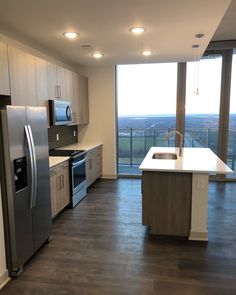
[2,179,236,295]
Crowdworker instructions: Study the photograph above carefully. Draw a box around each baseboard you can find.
[100,175,117,180]
[189,231,208,241]
[0,269,10,289]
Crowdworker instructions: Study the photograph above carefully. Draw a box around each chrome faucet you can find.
[166,130,184,157]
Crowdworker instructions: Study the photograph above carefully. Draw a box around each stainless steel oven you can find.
[49,149,87,207]
[71,153,87,207]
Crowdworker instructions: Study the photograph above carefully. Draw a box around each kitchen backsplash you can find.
[48,125,78,149]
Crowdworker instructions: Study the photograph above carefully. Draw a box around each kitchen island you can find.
[139,147,232,241]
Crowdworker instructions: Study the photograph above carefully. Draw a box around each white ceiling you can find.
[0,0,232,67]
[212,0,236,41]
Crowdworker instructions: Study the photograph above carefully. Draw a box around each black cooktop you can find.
[49,149,85,157]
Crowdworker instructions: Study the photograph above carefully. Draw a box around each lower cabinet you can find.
[50,161,70,218]
[86,145,102,187]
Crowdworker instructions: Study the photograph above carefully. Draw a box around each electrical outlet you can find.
[56,133,60,141]
[197,179,205,190]
[73,130,76,137]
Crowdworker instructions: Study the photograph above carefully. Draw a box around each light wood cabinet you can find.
[77,75,89,124]
[86,145,102,187]
[50,161,70,218]
[71,71,79,123]
[47,62,73,101]
[35,57,50,125]
[142,171,192,237]
[8,46,37,106]
[0,42,10,95]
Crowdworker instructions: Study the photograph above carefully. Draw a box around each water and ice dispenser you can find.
[13,157,27,192]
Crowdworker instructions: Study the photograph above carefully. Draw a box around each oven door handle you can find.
[71,158,86,167]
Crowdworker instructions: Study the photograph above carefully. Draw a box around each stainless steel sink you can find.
[152,152,177,160]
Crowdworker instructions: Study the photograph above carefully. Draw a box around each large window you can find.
[185,55,222,154]
[117,49,236,180]
[227,52,236,178]
[117,63,177,175]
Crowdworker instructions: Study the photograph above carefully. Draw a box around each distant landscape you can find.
[118,114,236,130]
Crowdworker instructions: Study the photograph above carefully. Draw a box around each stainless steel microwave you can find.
[49,99,72,126]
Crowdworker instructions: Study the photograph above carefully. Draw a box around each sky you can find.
[117,56,236,116]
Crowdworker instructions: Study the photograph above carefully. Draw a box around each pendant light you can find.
[192,33,204,96]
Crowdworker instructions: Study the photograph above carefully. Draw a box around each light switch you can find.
[73,130,76,137]
[56,133,59,141]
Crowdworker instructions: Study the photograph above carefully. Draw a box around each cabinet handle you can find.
[89,158,92,169]
[59,85,62,98]
[61,175,64,189]
[55,85,58,98]
[57,175,61,190]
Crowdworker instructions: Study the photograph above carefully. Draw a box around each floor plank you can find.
[1,179,236,294]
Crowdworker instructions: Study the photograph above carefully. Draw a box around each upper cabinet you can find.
[8,46,37,106]
[1,43,89,125]
[0,42,10,95]
[47,62,73,101]
[77,75,89,124]
[35,57,50,125]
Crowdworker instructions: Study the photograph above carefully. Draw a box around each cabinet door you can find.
[94,146,102,179]
[50,168,61,218]
[36,57,50,125]
[47,61,58,98]
[71,71,79,123]
[60,162,70,209]
[0,42,10,95]
[8,46,37,106]
[65,68,73,101]
[77,75,89,124]
[57,66,66,99]
[86,152,93,187]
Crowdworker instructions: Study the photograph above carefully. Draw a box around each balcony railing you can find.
[118,127,236,175]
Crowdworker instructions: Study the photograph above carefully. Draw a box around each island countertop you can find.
[139,147,233,174]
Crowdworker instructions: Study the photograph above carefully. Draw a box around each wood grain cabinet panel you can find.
[50,161,70,218]
[35,57,50,125]
[0,41,10,95]
[86,146,102,187]
[77,75,89,124]
[142,171,192,237]
[8,46,37,106]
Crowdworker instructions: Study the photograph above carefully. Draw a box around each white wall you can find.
[78,66,117,178]
[0,185,9,289]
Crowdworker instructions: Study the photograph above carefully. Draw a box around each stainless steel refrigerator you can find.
[0,105,52,277]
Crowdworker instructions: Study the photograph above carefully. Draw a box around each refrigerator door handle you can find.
[24,125,35,209]
[28,125,37,207]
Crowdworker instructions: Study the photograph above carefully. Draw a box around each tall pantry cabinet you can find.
[8,46,37,106]
[0,41,10,96]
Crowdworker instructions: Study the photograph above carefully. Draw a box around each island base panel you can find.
[142,171,192,237]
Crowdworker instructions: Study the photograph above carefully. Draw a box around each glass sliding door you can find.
[227,52,236,178]
[117,63,177,175]
[184,55,222,154]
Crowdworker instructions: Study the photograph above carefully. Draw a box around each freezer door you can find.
[1,106,34,270]
[26,107,52,251]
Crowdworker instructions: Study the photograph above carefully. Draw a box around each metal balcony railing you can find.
[118,128,236,174]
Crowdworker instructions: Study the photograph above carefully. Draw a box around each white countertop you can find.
[49,143,102,168]
[58,142,102,151]
[139,147,233,174]
[49,156,70,168]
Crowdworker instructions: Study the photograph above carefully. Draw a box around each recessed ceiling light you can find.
[142,50,152,56]
[130,27,145,34]
[92,52,103,59]
[63,32,79,39]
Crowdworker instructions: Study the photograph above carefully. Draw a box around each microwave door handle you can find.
[28,125,37,207]
[66,105,72,121]
[25,125,34,209]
